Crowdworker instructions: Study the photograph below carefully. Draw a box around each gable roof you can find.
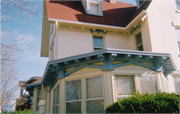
[46,0,137,27]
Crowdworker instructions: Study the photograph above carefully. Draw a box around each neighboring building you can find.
[15,77,42,111]
[26,0,180,113]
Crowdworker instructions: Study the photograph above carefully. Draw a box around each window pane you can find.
[66,101,81,113]
[86,100,104,113]
[38,88,45,99]
[173,76,180,93]
[138,44,144,51]
[93,36,103,48]
[115,75,135,95]
[89,4,99,15]
[66,80,81,101]
[37,106,45,113]
[135,32,142,46]
[86,76,103,99]
[53,85,59,106]
[139,76,158,93]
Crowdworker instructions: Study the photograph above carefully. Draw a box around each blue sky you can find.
[2,0,137,98]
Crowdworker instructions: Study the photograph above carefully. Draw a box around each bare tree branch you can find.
[1,0,41,112]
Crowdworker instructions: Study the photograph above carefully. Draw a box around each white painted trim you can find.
[48,10,147,32]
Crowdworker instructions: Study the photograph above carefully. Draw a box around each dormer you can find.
[81,0,103,16]
[136,0,146,9]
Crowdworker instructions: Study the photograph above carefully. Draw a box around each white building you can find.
[26,0,180,113]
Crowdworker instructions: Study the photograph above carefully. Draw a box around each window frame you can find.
[135,32,144,51]
[114,75,136,100]
[85,76,104,113]
[64,74,105,113]
[172,75,180,94]
[93,35,104,51]
[114,75,136,99]
[139,75,159,94]
[52,85,59,113]
[65,79,82,113]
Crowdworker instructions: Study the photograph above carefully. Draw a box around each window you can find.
[115,75,135,99]
[65,76,104,113]
[89,3,99,15]
[176,29,180,53]
[135,32,144,51]
[139,75,158,94]
[66,80,81,113]
[53,85,59,113]
[86,76,104,113]
[173,76,180,94]
[176,0,180,10]
[93,36,104,51]
[36,88,45,113]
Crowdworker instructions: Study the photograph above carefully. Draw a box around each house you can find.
[25,0,180,113]
[15,77,42,111]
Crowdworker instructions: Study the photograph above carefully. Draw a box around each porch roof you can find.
[40,48,176,87]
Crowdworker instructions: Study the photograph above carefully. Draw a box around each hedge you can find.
[105,92,179,113]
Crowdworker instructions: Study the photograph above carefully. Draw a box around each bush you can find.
[105,92,179,113]
[2,109,37,114]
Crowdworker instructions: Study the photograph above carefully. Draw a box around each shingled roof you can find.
[46,0,137,27]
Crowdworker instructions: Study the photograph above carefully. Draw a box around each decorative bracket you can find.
[90,29,107,34]
[97,53,117,71]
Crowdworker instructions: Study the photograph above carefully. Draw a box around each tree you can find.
[1,0,41,112]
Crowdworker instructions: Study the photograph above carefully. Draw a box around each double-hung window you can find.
[36,88,45,113]
[53,85,59,113]
[139,75,158,94]
[93,36,104,51]
[173,76,180,94]
[86,76,104,113]
[115,75,135,99]
[135,32,144,51]
[66,80,82,113]
[65,76,104,113]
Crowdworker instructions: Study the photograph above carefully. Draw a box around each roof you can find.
[26,77,42,84]
[46,0,137,27]
[25,77,42,91]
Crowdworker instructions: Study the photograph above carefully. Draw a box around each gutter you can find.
[48,10,147,32]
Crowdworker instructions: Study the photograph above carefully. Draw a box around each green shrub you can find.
[2,109,37,114]
[105,92,179,113]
